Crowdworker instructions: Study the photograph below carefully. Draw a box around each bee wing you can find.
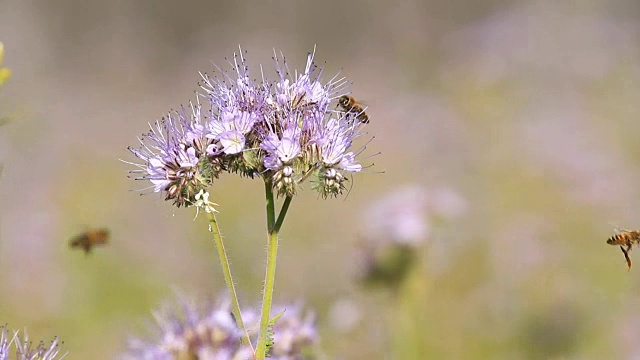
[97,229,111,244]
[69,235,83,247]
[97,236,109,245]
[350,99,369,110]
[609,222,629,234]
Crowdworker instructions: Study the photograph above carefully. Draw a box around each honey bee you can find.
[607,229,640,270]
[338,95,369,124]
[70,228,110,254]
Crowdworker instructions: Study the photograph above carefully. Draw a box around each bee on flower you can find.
[126,48,372,205]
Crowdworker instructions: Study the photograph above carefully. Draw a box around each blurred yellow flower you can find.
[0,42,10,85]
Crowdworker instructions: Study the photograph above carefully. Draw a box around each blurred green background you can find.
[2,0,640,358]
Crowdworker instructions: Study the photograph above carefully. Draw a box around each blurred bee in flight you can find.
[338,95,369,124]
[607,229,640,271]
[70,228,110,255]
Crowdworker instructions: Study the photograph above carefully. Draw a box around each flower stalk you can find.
[207,211,252,350]
[256,181,283,359]
[255,193,293,358]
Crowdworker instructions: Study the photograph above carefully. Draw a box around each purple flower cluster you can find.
[122,295,319,360]
[127,48,369,207]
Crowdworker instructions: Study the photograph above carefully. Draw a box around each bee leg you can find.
[621,246,632,271]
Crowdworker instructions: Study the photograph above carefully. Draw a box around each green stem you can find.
[272,195,292,233]
[255,183,293,359]
[265,178,276,231]
[207,212,253,351]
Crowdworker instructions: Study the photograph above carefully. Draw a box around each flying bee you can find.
[338,95,369,124]
[607,229,640,271]
[70,228,110,255]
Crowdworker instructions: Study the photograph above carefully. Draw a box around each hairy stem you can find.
[255,182,292,359]
[207,212,253,351]
[265,178,276,230]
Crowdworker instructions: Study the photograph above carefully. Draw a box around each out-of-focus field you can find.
[2,1,640,358]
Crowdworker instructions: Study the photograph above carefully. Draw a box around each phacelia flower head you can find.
[127,103,218,208]
[0,325,66,360]
[127,47,374,205]
[122,294,320,360]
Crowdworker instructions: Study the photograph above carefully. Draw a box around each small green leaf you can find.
[265,310,285,357]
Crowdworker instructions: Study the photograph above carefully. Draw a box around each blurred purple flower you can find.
[0,325,66,360]
[122,294,319,360]
[269,304,319,359]
[356,185,467,287]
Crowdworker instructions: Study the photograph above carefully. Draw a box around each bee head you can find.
[338,95,350,107]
